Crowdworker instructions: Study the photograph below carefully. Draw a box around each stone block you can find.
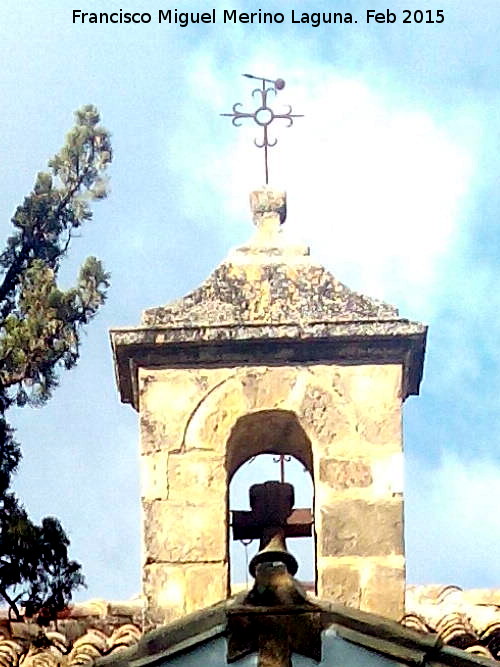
[139,368,232,454]
[141,451,168,501]
[240,367,298,410]
[318,563,361,608]
[319,458,372,490]
[143,561,228,626]
[143,563,185,628]
[299,385,354,446]
[140,370,200,417]
[320,499,403,557]
[143,500,226,562]
[140,411,165,455]
[361,564,405,619]
[250,188,286,218]
[184,377,249,453]
[167,452,226,505]
[356,407,402,447]
[344,364,402,407]
[184,563,228,613]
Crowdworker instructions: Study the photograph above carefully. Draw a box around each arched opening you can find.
[226,409,313,480]
[226,410,316,592]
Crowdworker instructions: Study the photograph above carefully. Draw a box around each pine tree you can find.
[0,105,112,621]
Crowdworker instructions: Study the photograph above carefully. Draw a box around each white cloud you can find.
[165,52,480,321]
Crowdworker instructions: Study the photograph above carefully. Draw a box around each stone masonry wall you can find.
[138,362,404,628]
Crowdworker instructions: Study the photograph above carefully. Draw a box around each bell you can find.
[249,530,298,577]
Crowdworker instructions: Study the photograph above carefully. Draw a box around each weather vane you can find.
[221,73,303,185]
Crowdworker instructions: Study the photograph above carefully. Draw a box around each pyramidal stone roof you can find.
[142,188,417,330]
[111,189,427,408]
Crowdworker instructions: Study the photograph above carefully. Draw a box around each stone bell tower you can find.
[110,188,426,628]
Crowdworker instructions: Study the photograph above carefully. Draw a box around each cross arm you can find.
[232,508,313,541]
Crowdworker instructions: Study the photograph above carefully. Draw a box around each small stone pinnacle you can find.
[250,188,286,238]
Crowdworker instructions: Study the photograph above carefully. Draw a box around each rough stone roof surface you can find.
[1,587,500,666]
[141,245,402,328]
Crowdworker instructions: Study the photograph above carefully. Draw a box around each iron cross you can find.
[232,481,312,544]
[221,74,303,185]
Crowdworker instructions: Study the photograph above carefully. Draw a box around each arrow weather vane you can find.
[221,73,303,185]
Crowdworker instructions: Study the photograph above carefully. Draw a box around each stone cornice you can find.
[110,323,426,410]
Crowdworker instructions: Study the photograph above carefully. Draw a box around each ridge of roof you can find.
[95,597,498,667]
[2,588,500,667]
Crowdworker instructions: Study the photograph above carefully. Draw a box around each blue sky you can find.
[1,0,500,601]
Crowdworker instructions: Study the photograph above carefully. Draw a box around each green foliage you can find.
[0,419,20,494]
[0,486,85,623]
[0,104,111,409]
[0,105,112,621]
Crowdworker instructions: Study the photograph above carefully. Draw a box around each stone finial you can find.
[250,188,286,238]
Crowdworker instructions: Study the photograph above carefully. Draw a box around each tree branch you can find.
[0,585,22,621]
[0,133,98,307]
